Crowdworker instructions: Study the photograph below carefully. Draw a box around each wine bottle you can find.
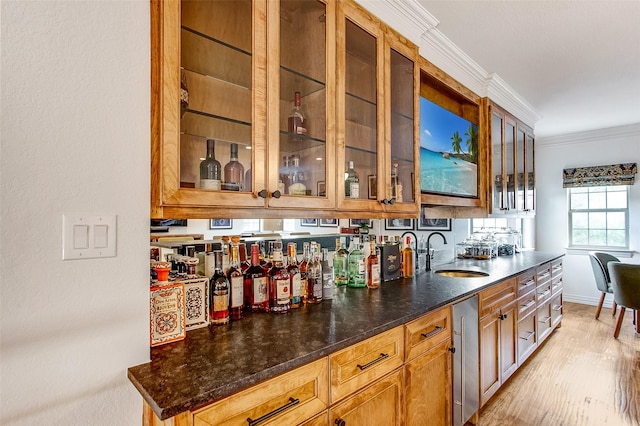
[306,242,323,303]
[288,154,307,196]
[200,139,222,190]
[299,242,310,304]
[227,242,244,320]
[367,240,380,289]
[345,161,360,199]
[287,91,307,136]
[245,244,268,312]
[402,236,414,278]
[268,243,290,313]
[223,143,244,191]
[287,242,301,308]
[210,251,230,325]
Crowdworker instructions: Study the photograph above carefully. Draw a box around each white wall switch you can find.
[63,214,117,260]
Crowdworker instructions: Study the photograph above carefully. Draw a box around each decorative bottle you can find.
[227,241,244,320]
[347,236,366,287]
[402,236,414,278]
[268,242,290,313]
[287,242,301,308]
[345,161,360,199]
[200,139,222,190]
[223,143,244,191]
[287,91,307,136]
[245,244,268,312]
[210,251,229,325]
[333,237,349,286]
[367,240,380,289]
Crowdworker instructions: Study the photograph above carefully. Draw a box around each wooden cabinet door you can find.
[499,300,518,383]
[524,130,535,213]
[479,310,500,407]
[405,339,452,426]
[330,369,404,426]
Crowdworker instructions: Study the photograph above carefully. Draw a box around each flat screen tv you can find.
[420,97,478,198]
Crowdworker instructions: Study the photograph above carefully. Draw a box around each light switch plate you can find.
[63,214,117,260]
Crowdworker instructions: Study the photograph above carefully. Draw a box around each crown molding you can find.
[354,0,542,127]
[536,122,640,147]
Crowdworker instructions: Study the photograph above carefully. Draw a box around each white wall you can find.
[536,123,640,307]
[1,1,149,425]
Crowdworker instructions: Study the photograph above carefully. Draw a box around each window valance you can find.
[562,163,637,188]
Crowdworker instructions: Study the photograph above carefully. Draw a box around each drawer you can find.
[405,306,451,361]
[536,282,552,305]
[517,289,537,319]
[551,292,563,328]
[551,259,563,279]
[517,269,537,297]
[193,358,329,426]
[551,275,563,296]
[536,263,552,286]
[479,278,517,319]
[517,308,537,365]
[330,326,404,403]
[537,302,553,344]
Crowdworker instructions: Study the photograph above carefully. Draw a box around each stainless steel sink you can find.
[434,269,489,278]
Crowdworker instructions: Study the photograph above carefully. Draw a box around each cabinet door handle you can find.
[257,189,268,199]
[246,397,300,426]
[499,313,508,320]
[271,190,281,199]
[448,346,456,354]
[421,325,444,339]
[334,419,346,426]
[356,353,389,370]
[381,199,389,205]
[519,331,535,340]
[388,198,395,205]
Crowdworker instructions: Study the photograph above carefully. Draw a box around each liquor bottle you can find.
[210,252,230,325]
[288,154,307,196]
[367,240,380,289]
[262,240,274,275]
[333,237,349,286]
[299,242,310,304]
[200,139,222,190]
[223,143,244,191]
[238,242,250,274]
[287,91,307,136]
[345,161,360,199]
[279,156,291,194]
[402,236,414,278]
[268,243,290,313]
[391,162,403,202]
[245,168,252,192]
[245,244,268,312]
[347,236,366,287]
[321,248,334,300]
[227,242,244,320]
[306,242,323,303]
[287,242,301,308]
[220,235,230,274]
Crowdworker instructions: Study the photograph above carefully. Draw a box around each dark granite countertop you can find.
[128,251,563,420]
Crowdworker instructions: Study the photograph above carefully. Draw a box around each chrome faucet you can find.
[426,232,448,271]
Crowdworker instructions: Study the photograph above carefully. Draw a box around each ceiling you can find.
[416,0,640,138]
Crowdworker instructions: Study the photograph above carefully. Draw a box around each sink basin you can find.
[434,269,489,278]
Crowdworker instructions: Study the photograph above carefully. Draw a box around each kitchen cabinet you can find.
[479,278,517,407]
[151,0,419,220]
[404,307,453,426]
[488,101,535,216]
[516,269,538,365]
[336,0,419,216]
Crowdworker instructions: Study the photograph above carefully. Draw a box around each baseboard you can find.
[563,293,615,308]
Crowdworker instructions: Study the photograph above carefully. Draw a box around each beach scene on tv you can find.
[420,97,478,197]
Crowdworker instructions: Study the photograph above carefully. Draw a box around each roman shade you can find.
[562,163,637,188]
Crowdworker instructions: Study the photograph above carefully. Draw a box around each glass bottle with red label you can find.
[210,251,229,325]
[244,244,268,312]
[268,241,290,313]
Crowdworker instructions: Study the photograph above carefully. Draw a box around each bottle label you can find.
[350,182,360,198]
[396,183,403,202]
[200,179,221,190]
[253,277,267,303]
[313,277,323,298]
[276,279,290,305]
[371,264,381,284]
[288,183,307,196]
[230,276,243,308]
[291,273,301,297]
[358,258,366,275]
[213,294,228,312]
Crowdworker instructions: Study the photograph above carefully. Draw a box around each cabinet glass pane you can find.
[491,113,503,211]
[525,134,535,211]
[516,128,525,211]
[279,0,327,197]
[344,19,377,200]
[505,122,515,210]
[390,49,414,204]
[180,0,253,191]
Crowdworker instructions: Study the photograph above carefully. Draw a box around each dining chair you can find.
[607,262,640,338]
[588,252,619,319]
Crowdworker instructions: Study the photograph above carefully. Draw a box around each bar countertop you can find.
[128,251,564,420]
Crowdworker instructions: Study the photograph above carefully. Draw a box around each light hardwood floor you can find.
[478,302,640,426]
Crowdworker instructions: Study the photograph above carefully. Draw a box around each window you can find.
[568,185,628,248]
[471,218,508,233]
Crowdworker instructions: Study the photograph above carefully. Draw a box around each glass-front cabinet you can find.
[151,0,418,219]
[336,1,419,215]
[488,101,535,216]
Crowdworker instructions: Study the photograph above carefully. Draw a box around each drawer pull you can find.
[521,279,535,287]
[522,300,535,309]
[335,419,346,426]
[552,305,562,311]
[499,313,508,320]
[539,316,551,323]
[246,397,300,426]
[519,331,535,340]
[538,289,551,298]
[356,353,389,370]
[421,325,444,339]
